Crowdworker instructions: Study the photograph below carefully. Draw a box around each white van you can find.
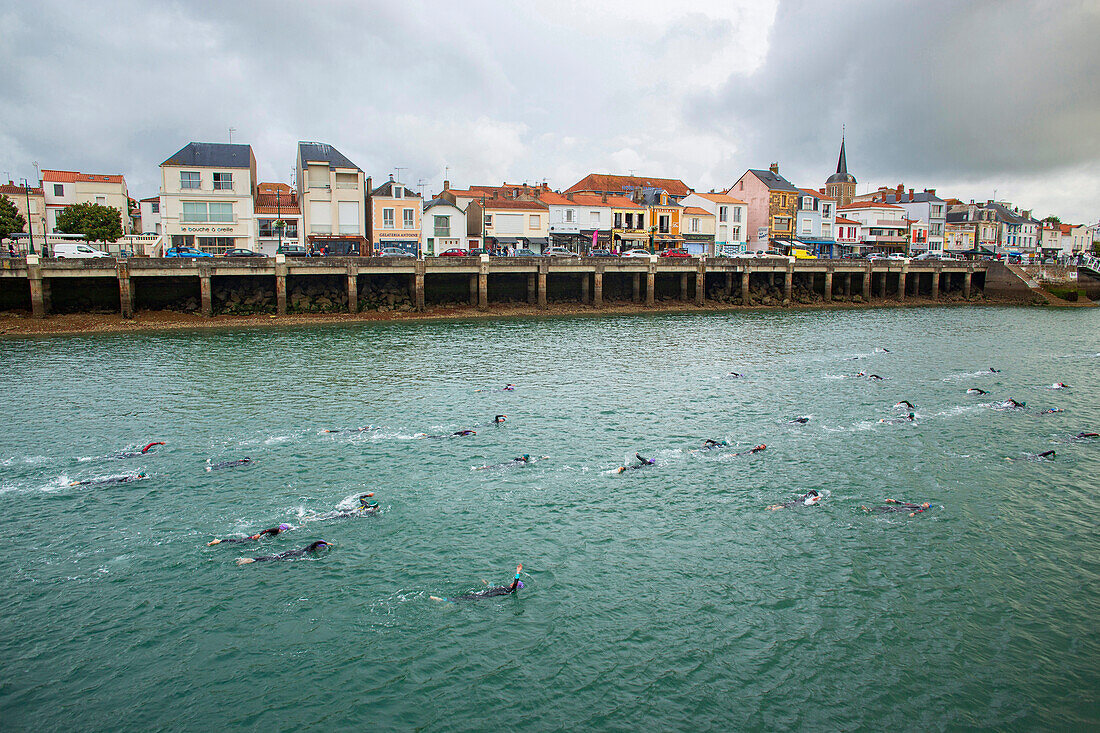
[54,242,111,259]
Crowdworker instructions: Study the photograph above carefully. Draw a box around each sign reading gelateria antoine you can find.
[182,226,235,233]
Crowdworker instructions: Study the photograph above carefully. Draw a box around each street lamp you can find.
[275,187,283,254]
[20,178,34,255]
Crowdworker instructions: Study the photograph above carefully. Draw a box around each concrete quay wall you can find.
[0,255,990,318]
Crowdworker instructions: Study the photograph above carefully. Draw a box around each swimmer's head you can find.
[278,523,291,531]
[921,503,930,509]
[807,489,819,497]
[755,444,766,452]
[521,454,530,461]
[516,580,525,589]
[309,540,330,551]
[495,415,507,422]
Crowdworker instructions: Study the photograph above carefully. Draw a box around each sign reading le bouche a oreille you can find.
[182,226,235,233]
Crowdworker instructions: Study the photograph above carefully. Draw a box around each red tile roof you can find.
[258,182,293,194]
[254,191,300,215]
[478,198,548,211]
[682,206,713,216]
[1059,224,1073,234]
[693,191,746,205]
[1,183,44,195]
[834,217,861,225]
[140,196,159,202]
[565,173,692,197]
[41,169,125,184]
[798,187,835,200]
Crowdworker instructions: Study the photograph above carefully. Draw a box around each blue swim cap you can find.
[278,523,291,531]
[517,580,525,589]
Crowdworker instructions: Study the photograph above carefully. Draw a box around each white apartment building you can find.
[680,192,748,253]
[139,196,161,235]
[421,197,471,255]
[160,142,258,253]
[296,141,367,255]
[42,169,131,234]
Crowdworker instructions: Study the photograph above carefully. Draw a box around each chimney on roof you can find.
[443,180,450,190]
[927,189,935,196]
[908,188,914,201]
[769,162,779,174]
[389,174,394,182]
[896,184,904,198]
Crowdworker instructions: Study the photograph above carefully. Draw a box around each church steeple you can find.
[825,132,857,206]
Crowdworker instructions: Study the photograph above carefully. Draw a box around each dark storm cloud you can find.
[689,0,1100,185]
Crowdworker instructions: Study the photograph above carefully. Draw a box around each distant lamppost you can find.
[274,187,284,253]
[20,178,34,255]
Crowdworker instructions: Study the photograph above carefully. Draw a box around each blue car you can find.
[165,247,214,258]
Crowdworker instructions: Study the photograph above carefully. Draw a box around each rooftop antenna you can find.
[394,166,407,184]
[229,127,237,143]
[444,165,450,181]
[629,169,637,176]
[417,178,427,198]
[32,161,40,184]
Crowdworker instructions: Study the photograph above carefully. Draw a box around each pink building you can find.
[726,164,799,252]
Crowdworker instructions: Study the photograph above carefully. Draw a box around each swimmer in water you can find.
[989,368,1000,373]
[789,417,810,424]
[966,388,988,395]
[734,444,767,456]
[876,348,891,353]
[702,439,730,449]
[206,457,252,471]
[861,499,933,517]
[894,401,915,410]
[503,384,516,391]
[208,524,292,546]
[417,429,476,439]
[879,412,916,424]
[114,441,166,459]
[431,565,524,602]
[728,372,744,378]
[996,399,1026,410]
[767,489,820,510]
[1040,408,1064,414]
[1008,449,1056,461]
[236,540,331,566]
[491,415,507,424]
[1050,382,1070,389]
[867,374,885,381]
[70,471,148,487]
[1074,432,1098,440]
[474,454,548,470]
[616,453,656,473]
[322,426,372,434]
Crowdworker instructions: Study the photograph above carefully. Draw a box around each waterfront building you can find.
[466,193,549,253]
[635,187,683,251]
[824,137,857,206]
[1063,223,1093,256]
[0,181,47,244]
[978,201,1040,258]
[421,197,473,255]
[138,196,161,235]
[834,216,863,254]
[41,169,131,234]
[1039,223,1062,258]
[946,203,1000,254]
[254,182,301,256]
[541,189,614,253]
[608,195,648,252]
[907,218,929,251]
[679,191,748,254]
[564,173,692,200]
[680,206,716,254]
[160,142,257,254]
[793,188,837,257]
[854,185,946,252]
[944,221,976,252]
[296,141,368,255]
[727,164,799,252]
[837,202,909,254]
[368,176,421,254]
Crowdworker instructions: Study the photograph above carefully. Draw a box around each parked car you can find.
[546,246,581,258]
[439,248,467,257]
[514,248,536,257]
[378,247,415,257]
[791,248,817,259]
[277,244,308,257]
[886,253,910,261]
[467,248,486,256]
[223,248,264,257]
[658,248,691,258]
[54,242,111,259]
[164,246,213,258]
[589,249,613,257]
[621,249,652,258]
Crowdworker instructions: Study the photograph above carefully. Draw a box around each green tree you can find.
[0,194,27,241]
[1042,215,1061,225]
[55,202,123,243]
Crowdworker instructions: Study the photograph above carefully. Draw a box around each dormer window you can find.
[394,186,403,199]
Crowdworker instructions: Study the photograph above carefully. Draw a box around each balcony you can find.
[180,214,237,224]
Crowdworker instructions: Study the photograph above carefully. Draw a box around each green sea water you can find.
[1,306,1097,731]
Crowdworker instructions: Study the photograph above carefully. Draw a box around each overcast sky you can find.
[2,0,1098,221]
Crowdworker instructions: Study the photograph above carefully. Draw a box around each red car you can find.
[658,248,691,258]
[439,248,467,257]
